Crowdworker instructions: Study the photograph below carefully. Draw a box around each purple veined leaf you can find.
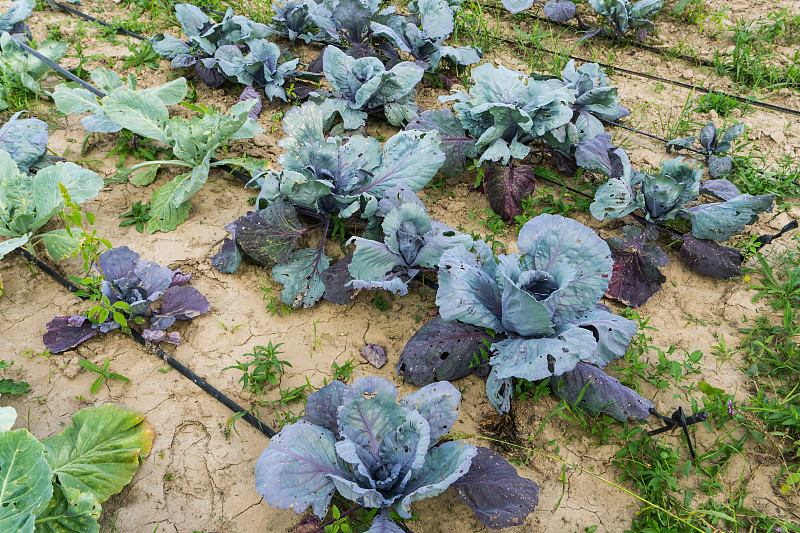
[304,380,350,433]
[485,164,537,223]
[362,344,388,369]
[551,361,654,421]
[679,234,743,279]
[700,179,740,201]
[149,286,211,331]
[406,109,477,178]
[236,201,306,265]
[142,329,181,345]
[397,317,493,386]
[543,0,576,21]
[321,255,358,305]
[169,270,192,287]
[605,226,667,307]
[95,246,139,281]
[451,446,539,529]
[43,316,99,353]
[237,86,263,120]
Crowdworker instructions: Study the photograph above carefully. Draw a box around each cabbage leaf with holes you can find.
[256,377,538,529]
[434,214,638,412]
[212,102,444,308]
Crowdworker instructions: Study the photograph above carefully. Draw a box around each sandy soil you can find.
[1,0,799,532]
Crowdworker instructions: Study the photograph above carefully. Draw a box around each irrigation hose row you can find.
[475,28,800,117]
[480,1,717,68]
[16,247,277,438]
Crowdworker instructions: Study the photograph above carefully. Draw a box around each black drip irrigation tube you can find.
[475,30,800,118]
[16,247,277,438]
[26,7,713,156]
[483,1,716,68]
[49,0,146,40]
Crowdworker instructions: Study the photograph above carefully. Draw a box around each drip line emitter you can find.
[10,3,800,458]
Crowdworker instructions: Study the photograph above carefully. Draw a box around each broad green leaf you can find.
[0,378,30,394]
[33,484,100,533]
[42,404,154,503]
[0,429,54,533]
[146,175,192,233]
[102,89,169,143]
[52,86,101,115]
[141,78,188,106]
[36,229,81,261]
[129,165,160,187]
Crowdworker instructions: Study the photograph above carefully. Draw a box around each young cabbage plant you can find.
[268,0,321,43]
[545,60,628,173]
[150,3,270,87]
[0,32,67,111]
[312,45,424,129]
[0,403,153,533]
[0,0,33,39]
[347,185,473,295]
[256,377,540,531]
[666,121,744,178]
[53,68,262,232]
[418,214,640,414]
[214,38,321,105]
[211,101,444,309]
[440,62,574,165]
[585,136,774,306]
[370,0,482,72]
[44,246,209,353]
[0,112,103,263]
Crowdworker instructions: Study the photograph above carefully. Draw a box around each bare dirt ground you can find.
[1,0,798,531]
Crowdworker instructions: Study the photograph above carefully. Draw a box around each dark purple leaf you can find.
[679,235,743,279]
[149,286,210,330]
[288,83,315,100]
[605,227,666,307]
[95,246,139,281]
[308,50,324,73]
[195,60,226,88]
[294,515,322,533]
[543,0,576,21]
[551,361,654,421]
[577,27,603,43]
[701,179,740,201]
[212,236,244,274]
[303,379,350,433]
[43,316,99,353]
[236,201,305,265]
[437,74,459,91]
[169,270,192,287]
[142,329,181,345]
[452,446,539,529]
[551,149,578,175]
[485,164,537,223]
[406,110,477,178]
[237,86,263,120]
[362,344,387,369]
[397,317,493,385]
[321,255,357,305]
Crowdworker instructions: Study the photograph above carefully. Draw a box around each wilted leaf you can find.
[451,446,539,529]
[397,317,493,385]
[485,164,536,222]
[551,361,654,421]
[361,344,387,369]
[679,235,742,279]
